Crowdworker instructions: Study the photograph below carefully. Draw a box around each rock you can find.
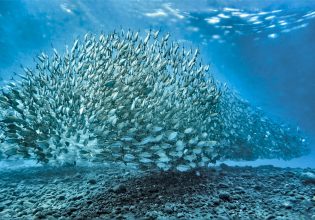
[219,192,231,202]
[75,174,82,178]
[58,195,66,200]
[33,207,44,215]
[218,183,229,188]
[272,189,280,194]
[216,214,229,220]
[113,207,122,214]
[300,172,315,184]
[88,179,97,185]
[17,210,27,217]
[71,195,83,201]
[145,210,160,219]
[35,212,46,219]
[177,212,185,218]
[3,200,12,206]
[282,201,292,209]
[266,215,276,220]
[212,199,221,206]
[163,203,174,214]
[254,184,263,190]
[111,184,127,194]
[228,203,237,210]
[23,201,33,209]
[129,205,136,211]
[235,186,246,193]
[68,207,77,215]
[286,191,295,197]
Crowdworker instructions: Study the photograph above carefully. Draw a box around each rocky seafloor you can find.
[0,163,314,220]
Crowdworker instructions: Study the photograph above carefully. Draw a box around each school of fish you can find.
[0,30,309,171]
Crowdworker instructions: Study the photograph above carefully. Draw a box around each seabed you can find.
[0,163,314,220]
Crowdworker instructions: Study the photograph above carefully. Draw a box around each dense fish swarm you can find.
[0,30,308,171]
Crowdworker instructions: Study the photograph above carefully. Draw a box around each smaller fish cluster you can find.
[216,89,308,161]
[0,30,308,171]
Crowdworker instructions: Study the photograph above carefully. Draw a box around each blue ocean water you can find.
[0,0,314,168]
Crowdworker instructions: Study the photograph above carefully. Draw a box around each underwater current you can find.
[0,0,314,220]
